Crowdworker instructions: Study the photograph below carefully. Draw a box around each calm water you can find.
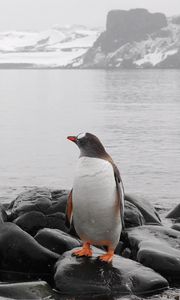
[0,69,180,208]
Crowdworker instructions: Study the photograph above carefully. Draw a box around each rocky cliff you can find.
[71,9,180,69]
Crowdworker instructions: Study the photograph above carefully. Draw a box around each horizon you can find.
[0,0,180,32]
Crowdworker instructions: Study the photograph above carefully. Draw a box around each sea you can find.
[0,69,179,209]
[0,69,180,299]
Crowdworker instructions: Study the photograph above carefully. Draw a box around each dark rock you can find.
[104,9,167,52]
[35,228,81,255]
[46,190,69,214]
[0,222,59,282]
[54,248,168,296]
[0,205,8,224]
[124,201,145,228]
[166,203,180,219]
[13,211,47,235]
[10,188,52,219]
[8,188,69,222]
[46,212,68,232]
[126,225,180,283]
[0,281,57,300]
[125,194,161,224]
[172,223,180,232]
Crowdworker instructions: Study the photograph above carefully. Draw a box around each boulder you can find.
[13,211,47,235]
[46,212,68,232]
[47,189,69,214]
[124,201,145,228]
[166,203,180,219]
[35,228,81,255]
[9,188,69,220]
[0,205,8,224]
[0,222,59,282]
[10,188,52,219]
[126,225,180,282]
[0,281,56,300]
[125,194,161,224]
[54,248,168,296]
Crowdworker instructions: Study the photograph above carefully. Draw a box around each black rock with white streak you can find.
[54,248,168,296]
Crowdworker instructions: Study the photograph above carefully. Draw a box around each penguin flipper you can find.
[113,165,125,230]
[65,189,73,228]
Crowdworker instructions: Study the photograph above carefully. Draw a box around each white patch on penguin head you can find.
[77,132,86,140]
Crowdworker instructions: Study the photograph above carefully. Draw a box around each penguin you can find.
[66,132,124,262]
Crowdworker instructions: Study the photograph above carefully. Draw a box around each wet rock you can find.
[13,211,47,235]
[124,201,145,228]
[9,188,69,221]
[166,204,180,219]
[35,228,81,255]
[0,222,59,282]
[127,225,180,282]
[0,281,57,300]
[46,212,68,232]
[47,189,69,214]
[54,248,168,296]
[0,205,8,224]
[125,194,161,224]
[10,188,52,219]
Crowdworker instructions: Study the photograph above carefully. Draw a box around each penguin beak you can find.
[67,136,77,143]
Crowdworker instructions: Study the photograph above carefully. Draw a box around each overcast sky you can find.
[0,0,180,31]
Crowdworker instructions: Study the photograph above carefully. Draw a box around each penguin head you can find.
[67,132,107,158]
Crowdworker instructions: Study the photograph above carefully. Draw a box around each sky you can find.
[0,0,180,31]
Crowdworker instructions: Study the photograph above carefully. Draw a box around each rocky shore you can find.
[0,187,180,299]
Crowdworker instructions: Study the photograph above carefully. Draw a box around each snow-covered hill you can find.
[79,10,180,69]
[0,25,100,68]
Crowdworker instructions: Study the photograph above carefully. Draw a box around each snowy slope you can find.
[81,15,180,69]
[0,25,100,68]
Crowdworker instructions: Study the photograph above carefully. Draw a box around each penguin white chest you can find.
[72,157,121,247]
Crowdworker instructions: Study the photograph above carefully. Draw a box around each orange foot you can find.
[98,250,114,263]
[72,242,92,257]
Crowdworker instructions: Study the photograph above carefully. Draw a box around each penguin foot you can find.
[98,250,114,263]
[72,243,92,257]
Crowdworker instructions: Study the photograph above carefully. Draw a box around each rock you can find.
[166,203,180,219]
[35,228,81,255]
[0,222,59,282]
[9,188,69,221]
[54,248,168,296]
[13,211,47,235]
[125,194,161,225]
[172,223,180,232]
[0,205,8,223]
[10,188,52,219]
[47,189,69,214]
[46,212,68,232]
[124,201,145,228]
[0,281,57,300]
[126,225,180,282]
[105,9,167,52]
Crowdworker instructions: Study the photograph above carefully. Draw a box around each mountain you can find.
[1,10,180,69]
[0,25,100,68]
[76,9,180,69]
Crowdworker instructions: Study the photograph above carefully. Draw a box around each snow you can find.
[0,25,100,67]
[135,49,178,66]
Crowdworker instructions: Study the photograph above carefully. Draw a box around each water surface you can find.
[0,69,179,208]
